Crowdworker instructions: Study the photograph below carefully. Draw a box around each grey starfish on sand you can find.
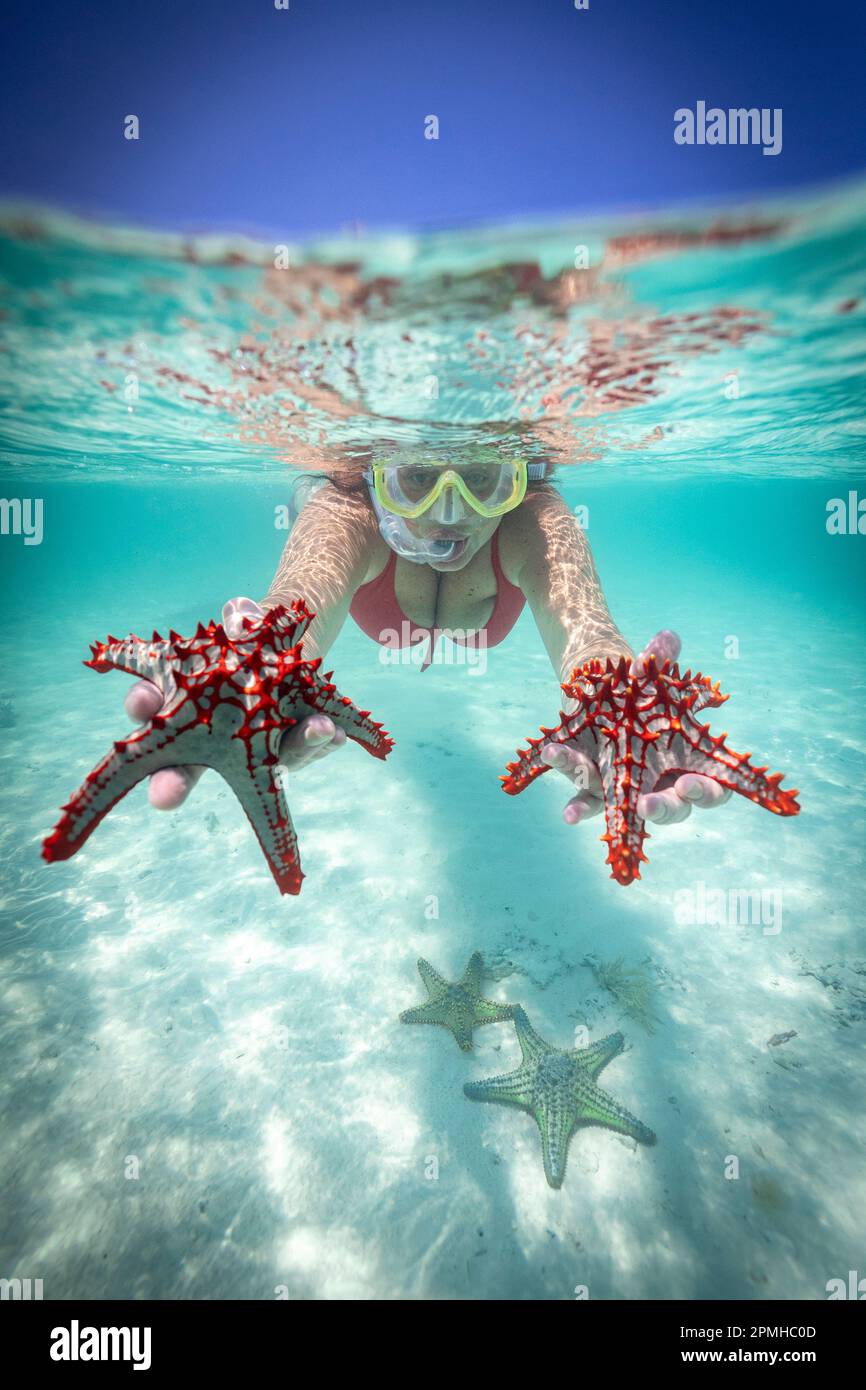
[464,1006,655,1188]
[399,952,515,1051]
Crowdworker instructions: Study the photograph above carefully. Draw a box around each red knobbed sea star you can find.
[43,602,392,895]
[501,653,800,885]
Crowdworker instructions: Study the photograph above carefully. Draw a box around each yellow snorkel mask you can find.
[370,457,535,520]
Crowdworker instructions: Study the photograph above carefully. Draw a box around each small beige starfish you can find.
[399,952,515,1051]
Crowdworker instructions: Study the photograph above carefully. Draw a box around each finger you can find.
[630,629,681,678]
[542,742,603,796]
[124,678,164,724]
[638,787,693,825]
[562,793,604,826]
[278,715,341,765]
[674,773,732,810]
[148,765,206,811]
[222,595,265,640]
[308,724,347,762]
[323,724,347,751]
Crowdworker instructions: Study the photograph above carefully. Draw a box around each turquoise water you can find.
[1,187,865,1300]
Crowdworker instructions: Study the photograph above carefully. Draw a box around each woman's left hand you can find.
[541,628,732,828]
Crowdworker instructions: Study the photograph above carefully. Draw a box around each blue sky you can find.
[1,0,864,234]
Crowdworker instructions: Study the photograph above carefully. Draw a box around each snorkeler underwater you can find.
[1,0,865,1348]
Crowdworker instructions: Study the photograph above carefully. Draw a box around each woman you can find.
[125,454,730,837]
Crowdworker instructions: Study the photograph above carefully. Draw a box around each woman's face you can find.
[399,463,503,571]
[405,492,498,570]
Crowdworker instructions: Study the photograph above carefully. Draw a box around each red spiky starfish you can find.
[501,654,800,885]
[43,601,392,895]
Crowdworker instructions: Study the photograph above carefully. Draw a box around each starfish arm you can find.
[536,1099,576,1190]
[579,1078,656,1145]
[296,668,393,760]
[218,755,303,896]
[662,726,800,816]
[472,999,517,1026]
[500,708,591,795]
[576,1030,625,1080]
[461,950,485,993]
[597,731,653,885]
[399,999,452,1028]
[463,1060,537,1109]
[686,680,727,716]
[416,957,448,997]
[511,1005,554,1066]
[399,998,513,1049]
[86,633,169,683]
[398,998,477,1049]
[42,721,185,864]
[448,1013,476,1052]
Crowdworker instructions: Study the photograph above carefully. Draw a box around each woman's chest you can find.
[394,545,497,631]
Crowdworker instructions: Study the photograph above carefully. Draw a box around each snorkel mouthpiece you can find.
[425,535,462,560]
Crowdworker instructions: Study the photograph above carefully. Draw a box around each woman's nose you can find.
[427,485,468,523]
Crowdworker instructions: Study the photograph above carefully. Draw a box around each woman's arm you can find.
[262,481,381,660]
[501,483,633,682]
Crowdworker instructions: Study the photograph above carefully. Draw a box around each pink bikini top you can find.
[349,528,526,669]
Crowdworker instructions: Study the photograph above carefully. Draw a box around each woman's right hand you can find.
[124,676,347,810]
[125,592,347,811]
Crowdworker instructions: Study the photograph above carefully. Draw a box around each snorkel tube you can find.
[364,472,463,564]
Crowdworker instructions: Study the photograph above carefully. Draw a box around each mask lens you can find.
[390,465,441,506]
[462,462,513,503]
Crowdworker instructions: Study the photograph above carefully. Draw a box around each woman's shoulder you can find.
[497,482,566,580]
[290,477,389,582]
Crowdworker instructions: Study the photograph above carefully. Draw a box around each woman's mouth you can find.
[428,535,470,565]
